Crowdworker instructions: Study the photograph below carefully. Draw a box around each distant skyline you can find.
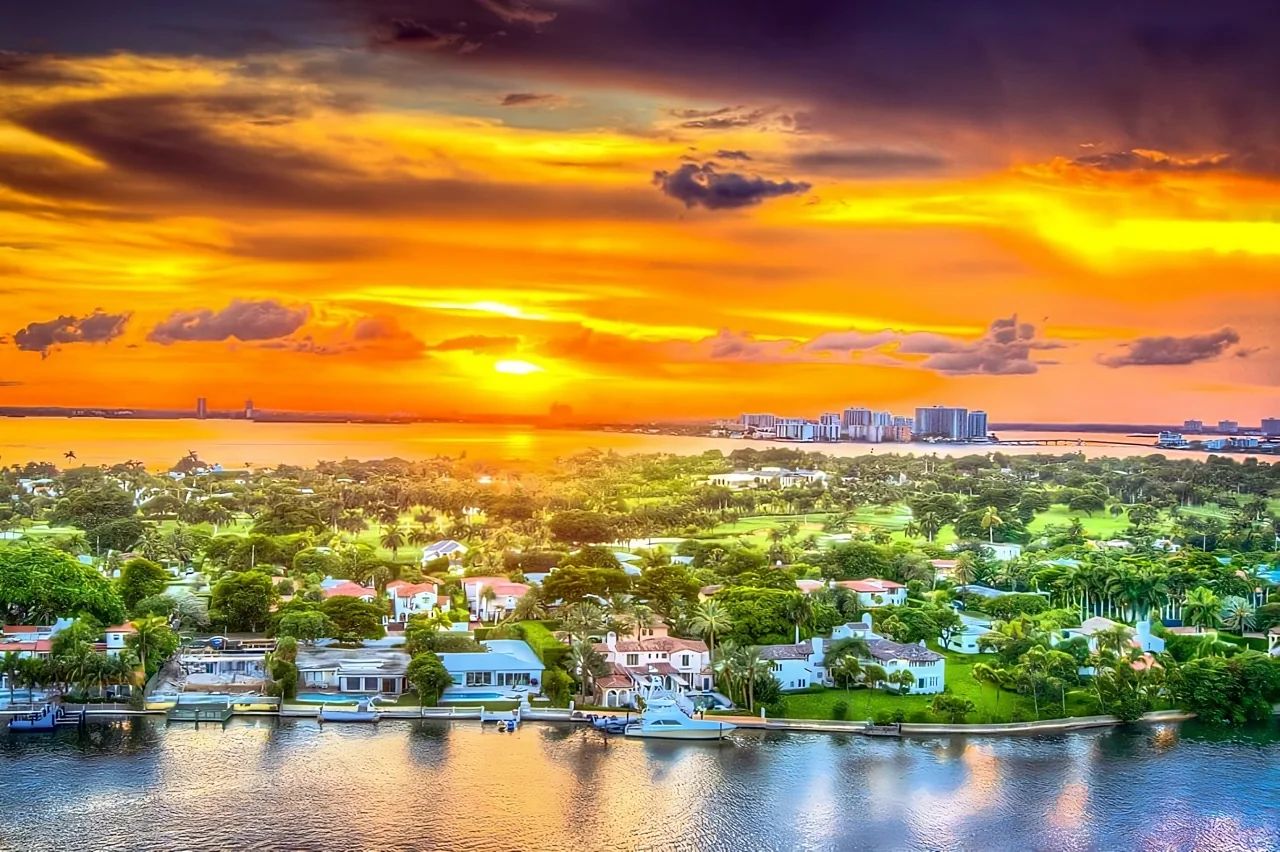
[1,2,1276,421]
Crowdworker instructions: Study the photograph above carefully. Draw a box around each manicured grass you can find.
[779,645,1100,724]
[1025,505,1132,539]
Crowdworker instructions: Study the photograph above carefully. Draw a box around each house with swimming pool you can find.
[437,640,544,697]
[294,647,411,696]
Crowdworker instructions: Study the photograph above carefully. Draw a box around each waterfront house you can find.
[421,539,468,566]
[1268,626,1279,657]
[835,578,907,608]
[863,638,945,694]
[757,638,828,691]
[1058,617,1165,655]
[592,632,713,708]
[322,580,378,603]
[384,580,447,625]
[295,647,410,695]
[438,639,544,694]
[461,576,530,622]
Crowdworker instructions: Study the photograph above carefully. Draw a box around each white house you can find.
[758,638,828,691]
[438,640,544,694]
[1057,617,1165,655]
[1268,626,1279,657]
[763,616,946,695]
[461,577,530,622]
[592,632,713,708]
[836,578,907,607]
[944,614,994,655]
[384,580,448,625]
[102,623,136,656]
[295,647,410,695]
[421,539,468,565]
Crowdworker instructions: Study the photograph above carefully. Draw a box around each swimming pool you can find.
[439,692,510,702]
[296,693,375,704]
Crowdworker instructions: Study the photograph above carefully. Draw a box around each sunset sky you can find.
[1,2,1276,423]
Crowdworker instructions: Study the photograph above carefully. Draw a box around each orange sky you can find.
[0,5,1277,423]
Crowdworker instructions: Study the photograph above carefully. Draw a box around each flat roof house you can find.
[438,639,544,693]
[421,539,468,565]
[295,647,411,696]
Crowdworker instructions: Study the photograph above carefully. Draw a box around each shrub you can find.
[873,710,895,726]
[831,700,849,721]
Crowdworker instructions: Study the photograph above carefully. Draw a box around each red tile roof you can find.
[104,624,138,634]
[3,640,52,653]
[598,636,708,654]
[323,581,377,599]
[1,625,40,634]
[838,578,906,594]
[386,580,438,598]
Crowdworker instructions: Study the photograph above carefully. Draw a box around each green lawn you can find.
[779,646,1101,724]
[1025,505,1132,539]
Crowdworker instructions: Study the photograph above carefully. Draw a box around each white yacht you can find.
[624,693,736,741]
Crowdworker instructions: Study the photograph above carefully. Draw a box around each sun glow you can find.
[494,359,543,375]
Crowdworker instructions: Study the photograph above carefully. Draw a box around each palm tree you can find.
[892,669,915,695]
[567,639,609,703]
[1182,586,1221,632]
[953,552,976,586]
[980,506,1004,543]
[129,616,170,680]
[1219,595,1256,634]
[971,662,1004,720]
[562,602,608,642]
[861,663,887,715]
[831,656,863,692]
[630,603,654,640]
[379,522,407,561]
[788,594,815,644]
[689,600,733,663]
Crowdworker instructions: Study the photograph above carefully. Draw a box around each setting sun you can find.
[494,359,543,376]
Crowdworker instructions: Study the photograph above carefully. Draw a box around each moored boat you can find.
[7,704,63,732]
[623,695,736,741]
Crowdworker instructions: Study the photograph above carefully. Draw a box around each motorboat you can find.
[624,695,736,741]
[7,704,63,732]
[319,698,381,723]
[589,715,628,734]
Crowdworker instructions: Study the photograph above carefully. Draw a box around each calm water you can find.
[0,418,1237,469]
[2,718,1277,851]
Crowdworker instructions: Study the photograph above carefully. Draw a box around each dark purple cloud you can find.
[148,299,309,344]
[1071,149,1231,172]
[791,147,948,176]
[1097,327,1242,367]
[12,309,130,356]
[653,162,810,210]
[715,149,752,161]
[898,315,1062,375]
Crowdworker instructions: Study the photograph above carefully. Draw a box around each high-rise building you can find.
[892,415,913,428]
[245,399,255,420]
[817,413,842,442]
[776,418,816,441]
[842,407,872,429]
[967,410,989,440]
[195,397,207,419]
[1262,418,1280,437]
[914,406,969,440]
[740,413,777,430]
[871,410,893,427]
[1183,419,1204,433]
[1217,419,1239,434]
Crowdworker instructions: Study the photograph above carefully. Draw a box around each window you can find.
[465,671,494,687]
[625,653,639,666]
[498,672,530,686]
[363,677,380,691]
[681,654,691,668]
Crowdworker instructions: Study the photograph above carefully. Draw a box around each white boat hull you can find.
[625,722,736,740]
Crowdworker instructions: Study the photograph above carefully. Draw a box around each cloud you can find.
[1097,327,1242,367]
[474,0,556,25]
[12,310,130,357]
[148,299,309,344]
[791,147,949,176]
[895,315,1062,375]
[653,162,810,210]
[1070,148,1231,172]
[669,106,791,131]
[714,150,752,161]
[371,18,473,50]
[500,92,562,107]
[425,334,519,353]
[803,330,897,352]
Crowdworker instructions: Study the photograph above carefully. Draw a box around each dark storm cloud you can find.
[791,147,948,176]
[12,309,130,356]
[714,150,751,161]
[1070,149,1230,172]
[371,17,475,50]
[0,93,671,220]
[1097,328,1242,367]
[340,1,1279,171]
[500,92,561,106]
[652,162,810,210]
[148,300,310,344]
[898,315,1062,375]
